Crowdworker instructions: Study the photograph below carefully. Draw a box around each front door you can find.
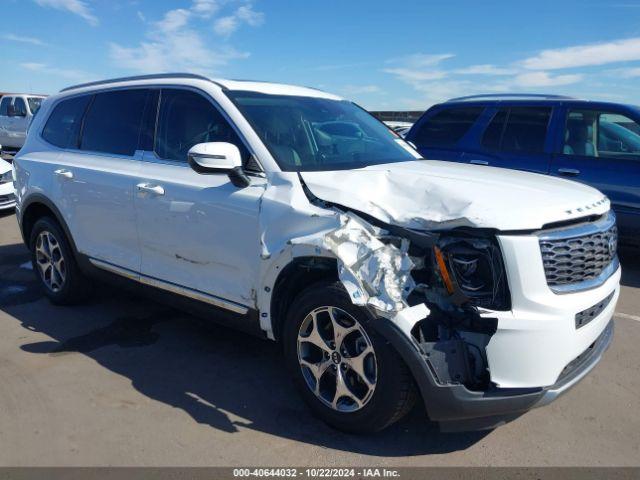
[134,88,263,308]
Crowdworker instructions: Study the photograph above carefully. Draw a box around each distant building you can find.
[370,111,424,123]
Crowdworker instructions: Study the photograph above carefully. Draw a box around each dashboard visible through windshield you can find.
[226,91,420,171]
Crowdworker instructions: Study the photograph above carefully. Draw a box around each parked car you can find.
[405,94,640,245]
[0,158,16,210]
[0,93,46,157]
[384,121,413,137]
[14,75,619,432]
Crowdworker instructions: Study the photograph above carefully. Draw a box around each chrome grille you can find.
[539,212,618,293]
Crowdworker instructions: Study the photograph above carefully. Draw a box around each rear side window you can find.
[28,97,43,115]
[42,95,91,149]
[412,107,483,148]
[0,97,10,116]
[482,107,551,153]
[80,89,150,156]
[155,89,247,163]
[13,97,27,116]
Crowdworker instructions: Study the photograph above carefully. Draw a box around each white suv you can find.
[0,93,46,155]
[13,74,620,432]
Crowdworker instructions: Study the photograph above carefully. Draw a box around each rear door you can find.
[551,106,640,242]
[463,106,554,173]
[49,89,149,271]
[134,88,264,308]
[407,106,484,162]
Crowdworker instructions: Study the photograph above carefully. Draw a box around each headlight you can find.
[0,170,12,184]
[435,236,510,311]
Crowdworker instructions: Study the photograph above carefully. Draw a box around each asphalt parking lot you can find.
[0,209,639,467]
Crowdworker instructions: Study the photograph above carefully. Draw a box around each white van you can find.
[0,93,46,156]
[12,74,619,432]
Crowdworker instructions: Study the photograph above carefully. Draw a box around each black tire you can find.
[29,216,91,305]
[283,281,417,433]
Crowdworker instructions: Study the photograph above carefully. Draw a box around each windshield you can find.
[226,91,420,171]
[28,97,43,115]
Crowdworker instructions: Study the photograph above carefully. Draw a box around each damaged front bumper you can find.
[372,316,614,432]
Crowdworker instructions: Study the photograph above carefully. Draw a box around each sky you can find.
[2,0,640,110]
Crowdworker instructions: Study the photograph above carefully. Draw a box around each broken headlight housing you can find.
[438,236,510,311]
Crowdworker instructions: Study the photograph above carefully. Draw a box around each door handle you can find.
[558,168,581,176]
[470,159,489,166]
[136,183,165,196]
[54,169,73,179]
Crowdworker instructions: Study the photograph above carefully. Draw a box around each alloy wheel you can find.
[34,231,66,292]
[297,306,377,412]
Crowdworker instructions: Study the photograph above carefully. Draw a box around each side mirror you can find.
[187,142,250,188]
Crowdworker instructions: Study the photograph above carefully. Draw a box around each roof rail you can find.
[446,93,575,102]
[60,73,220,92]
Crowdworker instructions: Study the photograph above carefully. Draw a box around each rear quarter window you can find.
[412,107,484,148]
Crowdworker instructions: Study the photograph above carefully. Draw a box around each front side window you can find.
[80,89,150,156]
[0,97,11,116]
[226,91,419,171]
[155,89,247,163]
[12,97,27,117]
[412,107,483,148]
[482,107,551,153]
[27,97,43,115]
[42,95,91,149]
[564,110,640,159]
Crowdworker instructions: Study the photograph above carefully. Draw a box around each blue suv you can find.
[405,94,640,245]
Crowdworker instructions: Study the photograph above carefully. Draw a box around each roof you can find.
[439,93,640,111]
[60,73,342,100]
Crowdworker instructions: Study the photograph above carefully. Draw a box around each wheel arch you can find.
[270,256,339,342]
[20,194,78,254]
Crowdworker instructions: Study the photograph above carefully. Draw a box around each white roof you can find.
[59,73,343,100]
[214,79,343,100]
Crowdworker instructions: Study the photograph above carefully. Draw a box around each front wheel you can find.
[283,281,416,433]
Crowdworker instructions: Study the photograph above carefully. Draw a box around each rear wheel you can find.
[29,216,91,305]
[283,281,416,433]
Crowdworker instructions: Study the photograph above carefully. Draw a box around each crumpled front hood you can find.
[300,160,610,231]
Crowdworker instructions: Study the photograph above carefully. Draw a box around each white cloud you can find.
[3,33,47,46]
[387,53,455,68]
[511,71,583,87]
[110,4,256,74]
[383,53,453,86]
[33,0,98,26]
[454,64,516,75]
[20,62,90,80]
[521,38,640,70]
[236,4,264,26]
[156,8,191,32]
[383,68,447,83]
[214,4,264,36]
[192,0,219,18]
[214,16,239,36]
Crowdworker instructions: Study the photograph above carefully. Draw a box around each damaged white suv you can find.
[13,74,620,432]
